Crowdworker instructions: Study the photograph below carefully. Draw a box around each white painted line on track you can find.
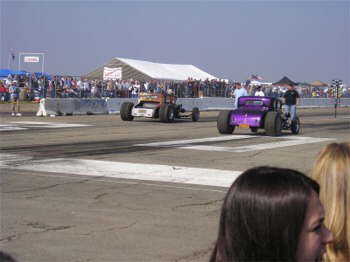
[0,125,27,131]
[10,121,59,124]
[0,153,33,166]
[10,121,92,128]
[1,157,241,188]
[179,137,335,153]
[0,121,91,131]
[135,135,335,153]
[135,135,255,147]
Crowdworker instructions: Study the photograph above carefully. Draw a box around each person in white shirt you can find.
[254,86,265,96]
[233,82,248,108]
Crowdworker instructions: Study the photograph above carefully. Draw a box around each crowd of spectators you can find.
[0,74,349,102]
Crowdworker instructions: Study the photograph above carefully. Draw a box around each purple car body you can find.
[217,96,299,136]
[230,96,277,128]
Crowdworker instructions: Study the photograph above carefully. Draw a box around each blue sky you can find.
[1,0,349,83]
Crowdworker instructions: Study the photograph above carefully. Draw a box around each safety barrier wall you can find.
[178,98,350,110]
[105,98,137,114]
[37,97,350,116]
[36,98,109,116]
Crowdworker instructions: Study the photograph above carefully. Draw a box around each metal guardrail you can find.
[36,98,350,116]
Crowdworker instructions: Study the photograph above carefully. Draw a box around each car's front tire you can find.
[120,102,134,121]
[291,117,300,134]
[217,110,234,134]
[159,104,175,123]
[191,107,200,122]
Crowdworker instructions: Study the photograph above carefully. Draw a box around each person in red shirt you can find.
[0,80,9,101]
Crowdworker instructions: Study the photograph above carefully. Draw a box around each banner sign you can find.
[24,56,40,63]
[103,67,122,80]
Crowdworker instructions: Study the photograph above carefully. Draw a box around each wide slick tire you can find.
[159,104,175,123]
[291,117,300,134]
[120,102,134,121]
[264,111,282,136]
[191,107,200,122]
[217,110,234,134]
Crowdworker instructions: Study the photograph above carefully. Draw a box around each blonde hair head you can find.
[311,142,350,261]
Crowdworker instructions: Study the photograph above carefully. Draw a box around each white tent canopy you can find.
[117,57,217,81]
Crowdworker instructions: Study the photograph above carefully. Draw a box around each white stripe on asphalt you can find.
[1,157,240,188]
[10,121,92,128]
[0,136,334,187]
[0,153,33,166]
[135,135,335,153]
[179,137,335,153]
[0,125,27,131]
[0,122,92,131]
[134,135,255,147]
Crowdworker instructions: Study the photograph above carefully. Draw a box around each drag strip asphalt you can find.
[1,108,349,262]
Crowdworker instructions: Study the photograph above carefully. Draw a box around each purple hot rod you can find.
[217,96,300,136]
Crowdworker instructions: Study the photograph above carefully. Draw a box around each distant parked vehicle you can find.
[217,96,300,136]
[120,92,200,123]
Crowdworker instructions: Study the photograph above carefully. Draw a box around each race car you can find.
[120,92,200,123]
[217,96,300,136]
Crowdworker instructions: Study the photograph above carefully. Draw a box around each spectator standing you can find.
[254,86,265,96]
[210,166,333,262]
[264,85,272,96]
[131,81,139,98]
[128,81,134,97]
[311,142,350,262]
[106,80,114,97]
[0,80,9,101]
[9,81,21,116]
[82,79,90,98]
[89,80,96,98]
[5,74,12,88]
[233,82,248,108]
[38,77,45,98]
[48,79,55,98]
[283,84,300,121]
[271,87,279,98]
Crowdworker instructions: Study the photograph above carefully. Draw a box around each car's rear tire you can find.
[120,102,134,121]
[191,107,200,122]
[264,111,282,136]
[159,105,166,122]
[291,116,300,134]
[159,104,175,123]
[250,127,258,133]
[217,110,234,134]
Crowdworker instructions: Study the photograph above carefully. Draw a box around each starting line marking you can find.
[0,121,92,131]
[1,156,240,188]
[135,135,335,153]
